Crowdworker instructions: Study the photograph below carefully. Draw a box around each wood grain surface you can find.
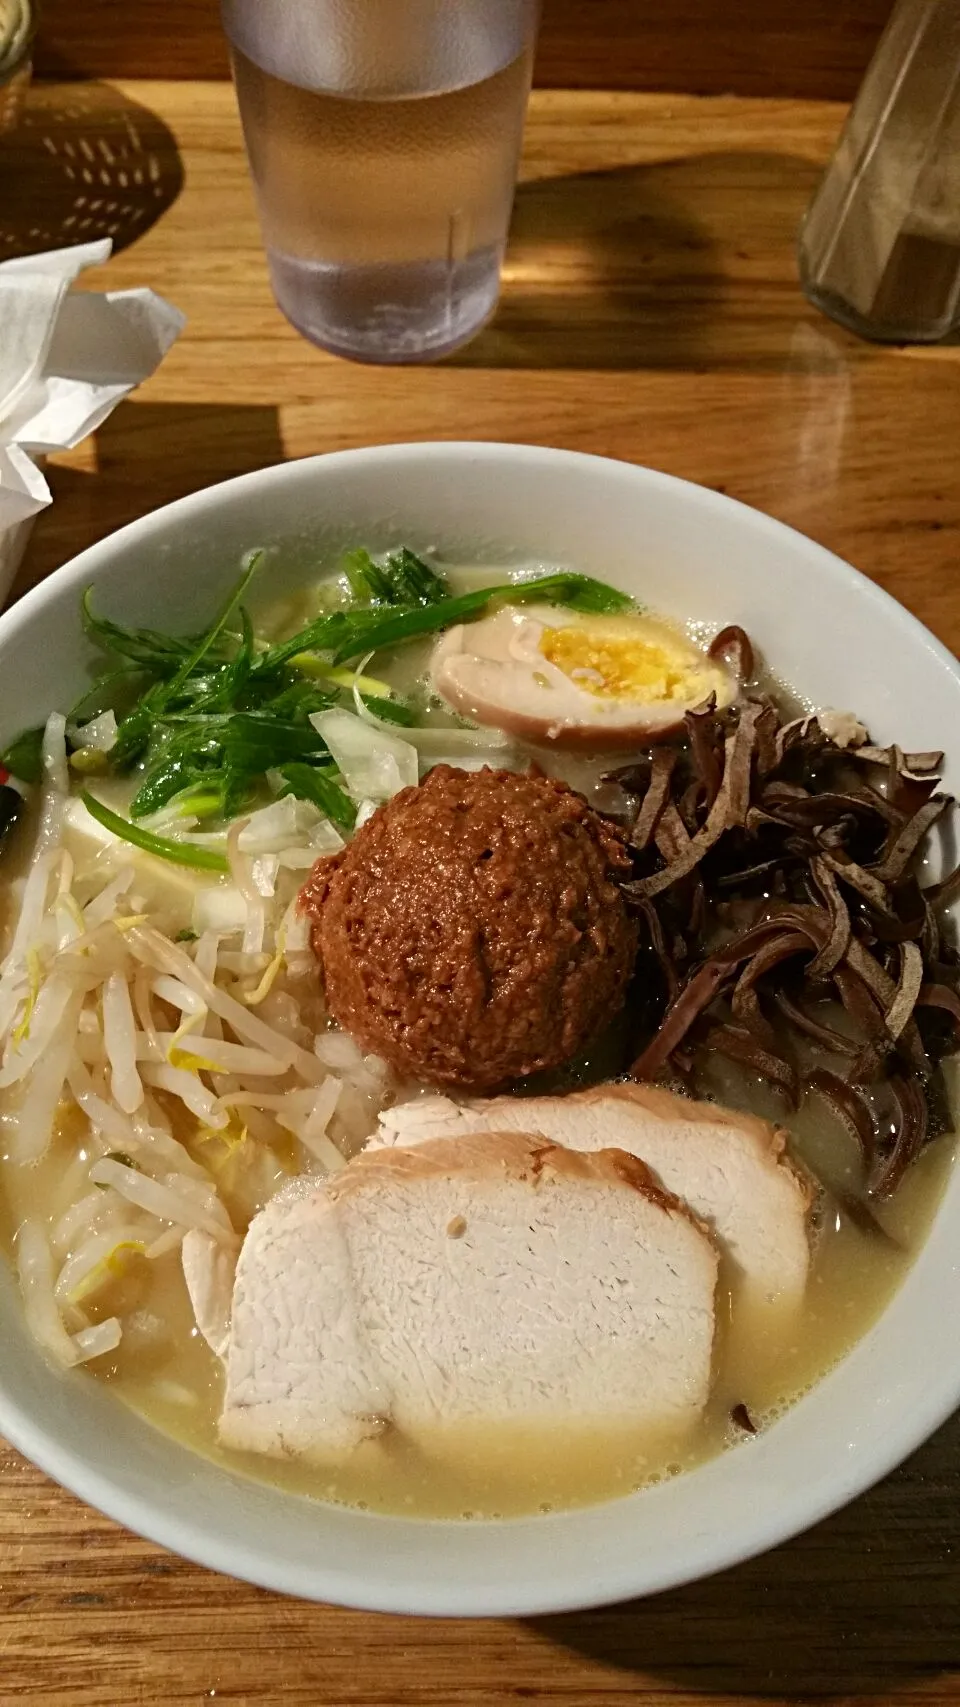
[32,0,896,101]
[2,78,960,1707]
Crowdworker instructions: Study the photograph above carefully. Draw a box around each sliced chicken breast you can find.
[376,1083,813,1304]
[181,1228,237,1360]
[217,1132,718,1461]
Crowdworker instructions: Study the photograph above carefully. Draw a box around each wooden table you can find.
[3,79,960,1707]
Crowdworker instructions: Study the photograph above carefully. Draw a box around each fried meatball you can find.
[300,765,637,1091]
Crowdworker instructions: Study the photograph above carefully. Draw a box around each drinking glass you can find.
[222,0,541,364]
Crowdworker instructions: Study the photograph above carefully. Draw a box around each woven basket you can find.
[0,0,34,135]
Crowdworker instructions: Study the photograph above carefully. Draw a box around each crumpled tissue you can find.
[0,237,184,604]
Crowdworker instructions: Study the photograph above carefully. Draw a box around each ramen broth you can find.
[0,568,955,1519]
[0,1083,951,1517]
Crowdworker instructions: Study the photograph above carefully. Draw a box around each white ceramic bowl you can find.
[0,443,958,1616]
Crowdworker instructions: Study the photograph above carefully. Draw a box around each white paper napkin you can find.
[0,238,185,603]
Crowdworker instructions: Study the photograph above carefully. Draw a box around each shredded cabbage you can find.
[68,710,118,755]
[310,708,418,801]
[237,796,321,854]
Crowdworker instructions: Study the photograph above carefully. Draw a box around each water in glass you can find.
[223,0,538,363]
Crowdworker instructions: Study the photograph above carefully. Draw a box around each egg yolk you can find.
[539,626,707,703]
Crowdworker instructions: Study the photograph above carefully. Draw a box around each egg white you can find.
[430,606,736,750]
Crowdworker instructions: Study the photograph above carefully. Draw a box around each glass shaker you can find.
[799,0,960,342]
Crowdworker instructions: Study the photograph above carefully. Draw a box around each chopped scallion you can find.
[359,695,416,726]
[81,792,230,872]
[7,552,632,843]
[278,763,357,833]
[331,573,633,663]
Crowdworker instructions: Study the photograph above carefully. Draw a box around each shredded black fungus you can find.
[607,667,959,1204]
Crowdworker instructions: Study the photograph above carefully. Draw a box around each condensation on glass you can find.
[221,0,541,364]
[799,0,960,343]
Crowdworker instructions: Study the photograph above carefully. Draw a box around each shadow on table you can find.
[529,1406,960,1698]
[454,151,828,373]
[0,81,183,262]
[12,399,286,600]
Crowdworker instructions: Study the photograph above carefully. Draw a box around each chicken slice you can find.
[217,1132,718,1461]
[376,1082,813,1304]
[181,1229,238,1360]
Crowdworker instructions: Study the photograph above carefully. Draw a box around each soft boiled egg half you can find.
[430,605,737,749]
